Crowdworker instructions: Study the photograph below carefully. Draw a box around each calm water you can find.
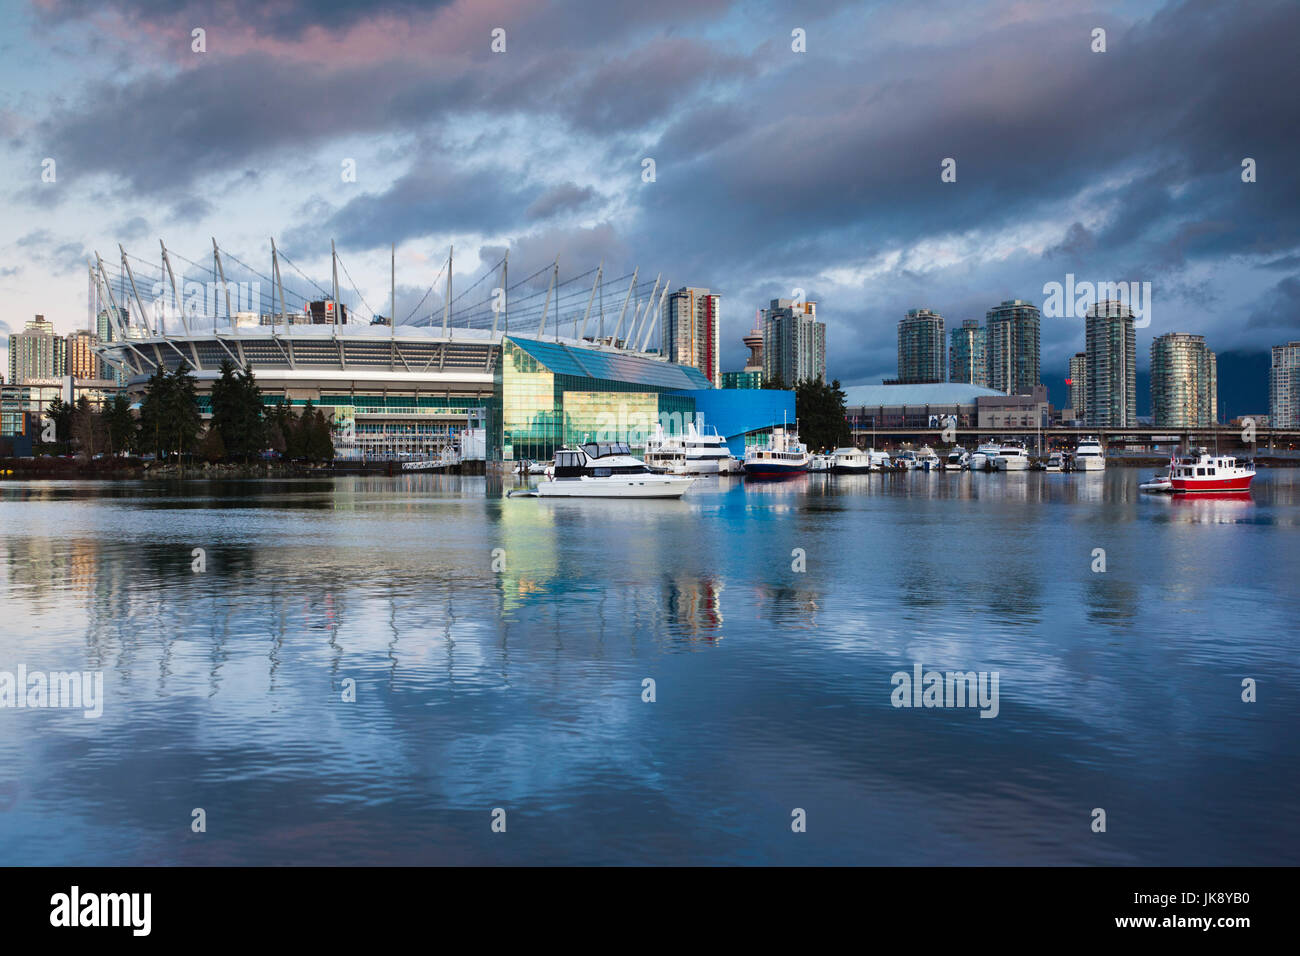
[1,468,1298,865]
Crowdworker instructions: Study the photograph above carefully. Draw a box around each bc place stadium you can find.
[87,239,794,466]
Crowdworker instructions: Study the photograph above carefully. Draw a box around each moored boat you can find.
[1074,436,1106,471]
[743,426,811,477]
[534,442,696,498]
[1169,448,1254,494]
[831,446,874,473]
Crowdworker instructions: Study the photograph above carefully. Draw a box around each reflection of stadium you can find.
[93,241,795,461]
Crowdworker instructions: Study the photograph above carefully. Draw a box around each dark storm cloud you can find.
[1246,276,1300,332]
[634,0,1300,280]
[288,161,542,251]
[34,0,457,41]
[524,183,598,221]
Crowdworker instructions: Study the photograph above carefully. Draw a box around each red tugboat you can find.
[1169,448,1255,494]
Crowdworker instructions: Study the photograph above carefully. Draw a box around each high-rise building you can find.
[1068,352,1087,421]
[7,315,66,386]
[1151,333,1217,427]
[948,319,987,387]
[1270,341,1300,428]
[1085,300,1136,428]
[985,299,1040,396]
[762,298,825,385]
[662,287,721,387]
[96,307,130,386]
[67,330,103,380]
[897,308,945,384]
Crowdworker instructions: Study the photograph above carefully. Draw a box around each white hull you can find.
[535,475,695,498]
[993,457,1030,471]
[1076,457,1106,471]
[684,458,722,475]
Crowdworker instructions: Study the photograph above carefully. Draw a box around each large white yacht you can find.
[991,443,1031,471]
[968,440,1002,471]
[681,421,735,475]
[1074,436,1106,471]
[831,447,874,473]
[643,425,688,474]
[534,442,696,498]
[742,426,811,476]
[916,445,941,471]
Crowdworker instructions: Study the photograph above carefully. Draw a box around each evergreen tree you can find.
[231,365,266,460]
[208,358,240,459]
[795,377,850,451]
[105,393,137,456]
[165,362,203,460]
[137,365,171,458]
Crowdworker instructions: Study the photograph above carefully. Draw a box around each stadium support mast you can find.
[331,239,339,339]
[213,238,236,337]
[160,240,190,336]
[120,244,152,338]
[612,267,637,344]
[580,258,602,341]
[537,255,558,339]
[640,279,669,353]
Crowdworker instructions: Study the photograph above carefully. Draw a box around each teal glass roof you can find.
[508,337,713,390]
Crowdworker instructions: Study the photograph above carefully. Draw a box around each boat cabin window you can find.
[581,442,630,459]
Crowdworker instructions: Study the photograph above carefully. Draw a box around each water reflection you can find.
[0,469,1297,864]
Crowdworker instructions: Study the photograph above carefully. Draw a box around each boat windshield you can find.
[582,442,632,459]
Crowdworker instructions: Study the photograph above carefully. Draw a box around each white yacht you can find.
[968,441,1002,471]
[643,425,688,474]
[681,421,734,475]
[743,426,811,476]
[1045,451,1067,472]
[916,446,941,471]
[894,449,919,470]
[945,447,969,470]
[808,453,834,472]
[534,442,696,498]
[831,447,874,473]
[992,443,1031,471]
[1074,436,1106,471]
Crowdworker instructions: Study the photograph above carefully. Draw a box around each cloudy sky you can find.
[2,0,1297,394]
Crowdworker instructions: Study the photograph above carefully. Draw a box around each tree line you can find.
[40,359,334,463]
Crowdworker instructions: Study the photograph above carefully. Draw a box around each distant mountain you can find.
[1042,349,1271,421]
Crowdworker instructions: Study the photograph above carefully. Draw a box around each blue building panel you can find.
[672,388,797,456]
[509,337,712,391]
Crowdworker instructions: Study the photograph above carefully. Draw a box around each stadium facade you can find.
[91,241,794,462]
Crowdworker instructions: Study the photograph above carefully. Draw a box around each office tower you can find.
[1085,300,1136,427]
[762,298,826,385]
[67,330,103,380]
[897,308,945,384]
[985,299,1041,395]
[1270,341,1300,428]
[948,319,987,387]
[1151,333,1217,426]
[7,315,67,385]
[662,287,721,387]
[1068,352,1087,421]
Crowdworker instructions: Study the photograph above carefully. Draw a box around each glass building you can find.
[722,370,763,389]
[662,287,721,387]
[1085,300,1136,428]
[948,319,987,387]
[897,309,945,384]
[496,336,710,462]
[1068,352,1087,421]
[762,299,825,385]
[1270,341,1300,428]
[985,299,1040,396]
[1151,333,1217,427]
